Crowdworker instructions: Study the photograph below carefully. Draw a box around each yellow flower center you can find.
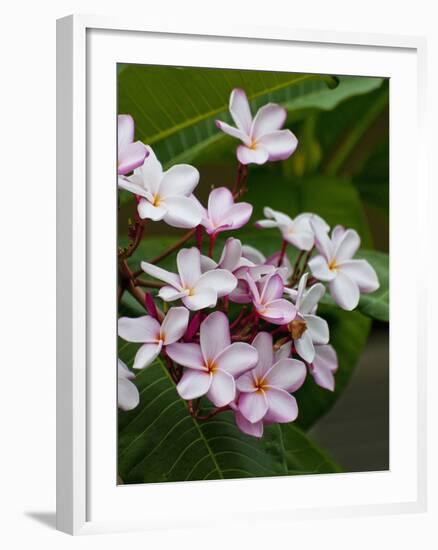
[254,378,267,393]
[153,193,161,207]
[328,259,338,271]
[249,139,258,150]
[206,360,217,373]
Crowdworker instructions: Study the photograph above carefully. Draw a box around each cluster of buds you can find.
[117,88,379,437]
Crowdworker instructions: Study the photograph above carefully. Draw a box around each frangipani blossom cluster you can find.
[117,88,380,438]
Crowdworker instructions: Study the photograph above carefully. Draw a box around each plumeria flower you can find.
[234,332,306,429]
[198,187,252,237]
[117,114,148,175]
[215,88,298,165]
[245,272,296,325]
[308,344,338,392]
[284,273,329,363]
[141,247,237,311]
[309,222,379,311]
[167,311,258,406]
[118,359,140,411]
[118,307,189,370]
[241,244,292,282]
[256,208,329,251]
[118,146,202,228]
[200,237,253,273]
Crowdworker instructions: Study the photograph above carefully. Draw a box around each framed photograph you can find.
[56,15,427,535]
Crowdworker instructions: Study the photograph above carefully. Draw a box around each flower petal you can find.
[251,104,287,139]
[241,244,266,264]
[311,344,338,391]
[118,377,140,411]
[305,314,329,345]
[261,299,296,325]
[176,369,212,400]
[300,283,326,314]
[257,129,298,161]
[135,146,163,196]
[133,342,162,370]
[221,202,253,231]
[207,370,236,407]
[215,342,259,377]
[236,372,257,393]
[195,269,237,298]
[158,286,188,302]
[308,255,336,282]
[159,164,200,198]
[118,176,149,198]
[275,341,292,362]
[329,271,360,310]
[199,311,231,362]
[235,412,264,438]
[137,199,167,221]
[162,196,202,228]
[238,391,268,423]
[207,187,234,226]
[264,358,307,392]
[177,247,202,289]
[215,120,248,143]
[338,259,379,293]
[251,332,274,377]
[237,144,269,165]
[229,88,252,135]
[218,238,242,271]
[161,307,190,345]
[118,316,161,343]
[141,262,182,289]
[260,273,284,303]
[265,388,298,423]
[182,288,218,311]
[118,142,148,175]
[334,228,360,262]
[294,329,315,363]
[166,342,206,369]
[118,115,134,150]
[310,218,333,260]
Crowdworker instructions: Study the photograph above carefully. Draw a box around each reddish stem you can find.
[278,240,288,267]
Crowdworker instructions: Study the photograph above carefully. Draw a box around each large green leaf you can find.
[118,347,340,483]
[294,304,371,430]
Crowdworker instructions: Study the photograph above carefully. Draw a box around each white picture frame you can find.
[56,14,428,535]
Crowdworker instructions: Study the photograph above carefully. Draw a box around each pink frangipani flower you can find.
[235,332,306,430]
[117,114,148,175]
[283,273,329,363]
[308,222,379,311]
[308,344,338,392]
[167,311,258,406]
[141,247,237,311]
[118,307,189,370]
[199,187,253,237]
[118,146,202,228]
[200,237,253,274]
[118,359,140,411]
[245,272,296,325]
[215,88,298,165]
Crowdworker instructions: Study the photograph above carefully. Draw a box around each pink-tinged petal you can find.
[311,344,338,391]
[161,307,190,345]
[118,176,149,199]
[229,279,252,304]
[237,144,269,165]
[176,369,212,400]
[166,342,205,370]
[200,311,231,362]
[256,219,278,229]
[133,341,162,370]
[158,286,188,302]
[218,238,242,271]
[137,199,167,221]
[236,372,257,393]
[118,141,148,175]
[260,273,284,303]
[229,88,252,135]
[215,342,258,377]
[329,271,360,311]
[195,269,237,298]
[286,229,314,251]
[118,358,134,380]
[177,248,202,289]
[308,255,336,282]
[264,358,306,392]
[338,259,379,293]
[141,261,182,289]
[135,146,163,196]
[331,225,346,250]
[118,114,134,149]
[238,391,269,423]
[310,218,333,260]
[118,377,140,411]
[207,370,236,407]
[251,332,274,377]
[295,272,309,308]
[200,254,218,272]
[300,283,326,314]
[294,329,315,363]
[241,244,266,264]
[261,299,296,324]
[264,207,294,226]
[182,288,218,311]
[162,196,202,229]
[265,388,298,423]
[160,164,200,198]
[215,120,248,143]
[118,316,161,343]
[207,187,234,226]
[257,129,298,161]
[334,228,360,262]
[305,314,329,345]
[221,202,253,231]
[275,341,292,362]
[235,412,264,438]
[251,104,287,139]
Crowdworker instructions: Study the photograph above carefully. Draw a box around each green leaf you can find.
[294,304,371,430]
[280,424,341,474]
